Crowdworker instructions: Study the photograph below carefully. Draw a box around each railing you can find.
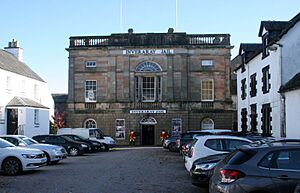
[69,33,230,48]
[133,102,162,109]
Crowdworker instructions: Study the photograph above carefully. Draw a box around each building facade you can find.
[0,39,54,137]
[66,29,235,145]
[236,13,300,138]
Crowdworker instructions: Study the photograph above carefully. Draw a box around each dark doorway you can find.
[142,125,154,145]
[7,109,18,135]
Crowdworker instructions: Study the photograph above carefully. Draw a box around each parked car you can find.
[176,130,235,153]
[185,135,251,172]
[0,135,67,164]
[190,153,228,187]
[33,135,87,156]
[0,138,47,175]
[163,136,178,152]
[210,141,300,193]
[60,134,104,152]
[57,128,115,151]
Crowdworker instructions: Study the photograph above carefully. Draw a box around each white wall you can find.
[0,68,54,135]
[285,89,300,138]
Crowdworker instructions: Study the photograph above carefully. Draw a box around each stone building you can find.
[65,29,235,145]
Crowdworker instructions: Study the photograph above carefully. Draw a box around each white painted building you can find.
[0,39,54,137]
[235,12,300,138]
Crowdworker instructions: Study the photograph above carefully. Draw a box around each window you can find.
[85,80,97,102]
[6,76,11,93]
[261,103,272,136]
[262,34,269,58]
[201,79,214,101]
[205,139,223,151]
[84,119,97,128]
[135,61,162,102]
[259,153,274,168]
[34,109,39,125]
[223,139,250,151]
[241,108,247,133]
[250,104,258,133]
[250,73,257,97]
[201,118,214,130]
[86,61,96,68]
[21,80,26,96]
[34,84,39,100]
[262,65,271,94]
[241,78,247,100]
[201,60,213,66]
[275,150,300,170]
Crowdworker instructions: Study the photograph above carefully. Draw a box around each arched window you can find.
[201,118,214,130]
[135,61,162,102]
[140,117,157,125]
[84,119,97,128]
[135,61,162,72]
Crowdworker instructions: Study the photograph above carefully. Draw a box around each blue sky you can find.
[1,0,299,93]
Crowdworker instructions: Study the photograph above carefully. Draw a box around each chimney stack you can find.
[4,39,23,62]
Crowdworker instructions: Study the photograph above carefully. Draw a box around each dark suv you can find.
[61,134,103,152]
[33,135,87,156]
[210,141,300,193]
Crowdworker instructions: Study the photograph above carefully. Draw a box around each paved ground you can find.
[0,147,208,193]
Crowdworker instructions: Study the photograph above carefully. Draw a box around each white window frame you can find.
[201,79,214,101]
[141,76,156,102]
[84,118,97,128]
[86,61,97,68]
[201,118,214,130]
[201,60,213,66]
[85,80,97,102]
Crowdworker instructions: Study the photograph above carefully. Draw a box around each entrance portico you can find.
[140,117,157,145]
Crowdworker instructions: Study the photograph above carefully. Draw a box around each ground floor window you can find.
[84,119,97,128]
[250,104,257,132]
[261,103,272,136]
[115,119,125,140]
[241,108,247,133]
[201,118,214,130]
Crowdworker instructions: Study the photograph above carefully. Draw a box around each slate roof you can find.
[52,94,68,103]
[235,43,262,70]
[258,21,289,36]
[0,49,45,82]
[279,72,300,93]
[6,97,49,109]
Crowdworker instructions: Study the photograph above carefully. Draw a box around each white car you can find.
[0,138,47,175]
[0,135,67,164]
[184,135,252,172]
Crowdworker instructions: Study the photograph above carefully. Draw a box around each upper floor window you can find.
[135,61,162,102]
[250,73,257,97]
[262,65,271,94]
[201,118,214,130]
[86,61,96,68]
[201,60,213,67]
[85,80,97,102]
[6,76,11,93]
[241,78,247,100]
[201,79,214,101]
[261,103,272,136]
[262,34,269,59]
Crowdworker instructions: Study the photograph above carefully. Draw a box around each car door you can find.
[268,149,300,193]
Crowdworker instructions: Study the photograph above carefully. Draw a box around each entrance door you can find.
[7,109,18,134]
[142,125,154,145]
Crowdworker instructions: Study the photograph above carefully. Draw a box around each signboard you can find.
[129,110,166,114]
[123,49,174,55]
[171,118,182,137]
[115,119,125,140]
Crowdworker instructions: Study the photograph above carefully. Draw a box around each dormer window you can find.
[262,33,269,58]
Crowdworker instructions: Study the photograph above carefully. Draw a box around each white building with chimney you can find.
[0,39,54,137]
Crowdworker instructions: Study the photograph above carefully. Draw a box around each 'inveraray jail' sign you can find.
[123,49,174,55]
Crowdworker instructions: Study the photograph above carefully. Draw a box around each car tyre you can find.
[69,147,79,156]
[44,152,51,165]
[103,144,109,151]
[2,157,22,176]
[168,143,176,152]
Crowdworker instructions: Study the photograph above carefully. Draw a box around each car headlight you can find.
[81,144,88,148]
[22,154,37,159]
[92,142,99,145]
[194,162,218,173]
[110,140,115,144]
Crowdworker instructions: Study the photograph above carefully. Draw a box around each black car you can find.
[190,153,228,187]
[61,134,103,152]
[210,141,300,193]
[33,135,88,156]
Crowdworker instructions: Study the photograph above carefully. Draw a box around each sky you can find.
[0,0,299,93]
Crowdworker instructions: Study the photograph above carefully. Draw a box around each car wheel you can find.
[69,147,79,156]
[2,157,22,175]
[44,152,51,165]
[103,144,109,151]
[168,143,176,152]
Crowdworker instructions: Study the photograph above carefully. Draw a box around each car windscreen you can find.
[20,137,38,145]
[0,138,15,148]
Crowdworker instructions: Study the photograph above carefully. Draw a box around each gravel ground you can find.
[0,147,208,193]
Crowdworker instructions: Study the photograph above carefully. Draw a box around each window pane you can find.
[276,150,300,170]
[205,139,223,151]
[224,139,249,151]
[85,81,97,102]
[201,79,214,100]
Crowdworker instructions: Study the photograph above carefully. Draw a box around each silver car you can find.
[0,135,67,164]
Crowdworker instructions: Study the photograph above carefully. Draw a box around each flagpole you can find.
[120,0,123,33]
[175,0,178,31]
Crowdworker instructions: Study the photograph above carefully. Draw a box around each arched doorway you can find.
[140,117,157,145]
